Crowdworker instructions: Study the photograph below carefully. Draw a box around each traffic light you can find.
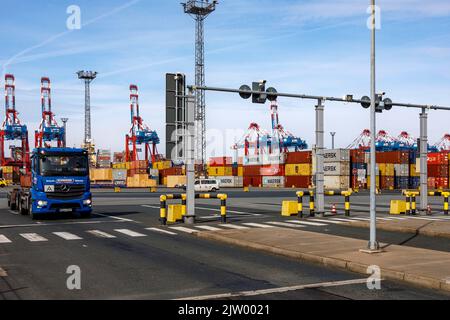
[360,94,393,113]
[239,81,278,104]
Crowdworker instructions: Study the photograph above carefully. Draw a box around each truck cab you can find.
[8,148,93,219]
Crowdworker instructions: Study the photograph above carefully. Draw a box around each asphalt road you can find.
[0,188,449,300]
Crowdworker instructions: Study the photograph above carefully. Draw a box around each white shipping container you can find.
[394,164,409,177]
[323,149,350,163]
[262,176,285,187]
[367,163,380,175]
[323,162,350,176]
[112,169,127,181]
[244,153,285,166]
[364,152,371,164]
[324,176,350,190]
[216,176,243,188]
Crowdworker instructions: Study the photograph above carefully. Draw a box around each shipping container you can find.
[367,176,380,189]
[285,176,311,188]
[243,176,262,187]
[166,176,186,188]
[216,176,243,188]
[286,151,312,164]
[428,164,449,178]
[323,176,350,190]
[380,176,395,190]
[323,149,350,163]
[112,169,127,181]
[244,153,285,166]
[285,164,312,176]
[377,151,410,164]
[209,157,232,167]
[262,176,285,188]
[90,168,112,181]
[243,164,285,176]
[378,163,394,176]
[427,152,449,165]
[409,177,420,189]
[323,162,350,176]
[208,166,233,177]
[127,174,157,188]
[394,176,409,189]
[394,164,409,177]
[350,149,366,164]
[153,160,172,170]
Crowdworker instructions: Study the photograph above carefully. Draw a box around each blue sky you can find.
[1,0,449,157]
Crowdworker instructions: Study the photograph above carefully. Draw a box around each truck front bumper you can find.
[32,192,93,215]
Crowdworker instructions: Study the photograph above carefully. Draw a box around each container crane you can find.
[232,123,270,157]
[0,74,30,171]
[35,77,65,148]
[434,134,450,151]
[125,85,160,163]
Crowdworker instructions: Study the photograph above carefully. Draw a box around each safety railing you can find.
[160,193,228,225]
[402,190,449,215]
[289,189,353,218]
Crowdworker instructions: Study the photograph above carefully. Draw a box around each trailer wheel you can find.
[10,196,17,210]
[19,198,28,215]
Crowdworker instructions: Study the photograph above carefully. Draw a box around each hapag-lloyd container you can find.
[262,176,285,187]
[323,149,350,163]
[323,176,350,190]
[323,162,350,176]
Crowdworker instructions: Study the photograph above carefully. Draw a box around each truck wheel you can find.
[10,198,17,210]
[19,199,28,215]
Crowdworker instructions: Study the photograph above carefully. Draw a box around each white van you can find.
[182,179,220,192]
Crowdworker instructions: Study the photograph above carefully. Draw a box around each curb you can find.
[195,231,450,293]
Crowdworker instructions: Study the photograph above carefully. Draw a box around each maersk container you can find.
[216,176,243,188]
[323,149,350,163]
[324,176,350,190]
[262,176,285,188]
[323,162,350,176]
[394,164,409,177]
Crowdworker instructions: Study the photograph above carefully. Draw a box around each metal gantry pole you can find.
[185,92,196,225]
[368,0,379,251]
[315,99,325,217]
[84,79,91,143]
[419,108,428,214]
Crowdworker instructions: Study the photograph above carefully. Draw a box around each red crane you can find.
[125,85,160,163]
[0,74,30,171]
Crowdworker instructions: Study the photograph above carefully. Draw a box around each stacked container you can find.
[350,149,367,189]
[113,152,125,163]
[284,151,312,188]
[97,149,111,168]
[427,152,449,189]
[322,149,350,190]
[1,166,14,184]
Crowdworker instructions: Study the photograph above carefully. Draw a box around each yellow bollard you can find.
[160,195,167,225]
[114,187,121,193]
[243,186,249,192]
[150,187,157,193]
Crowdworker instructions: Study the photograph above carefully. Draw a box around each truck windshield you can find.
[39,155,88,177]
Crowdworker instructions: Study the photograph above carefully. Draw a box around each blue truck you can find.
[7,148,92,219]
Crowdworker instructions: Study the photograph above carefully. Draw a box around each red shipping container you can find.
[350,149,366,164]
[376,151,409,164]
[427,164,449,177]
[160,167,183,177]
[436,178,449,189]
[286,151,312,164]
[209,157,232,167]
[427,152,449,165]
[380,176,395,189]
[243,164,284,176]
[244,176,262,187]
[285,176,311,188]
[428,177,436,189]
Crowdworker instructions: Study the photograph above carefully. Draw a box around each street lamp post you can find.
[61,118,68,148]
[330,132,336,149]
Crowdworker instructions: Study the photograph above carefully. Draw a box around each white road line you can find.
[146,228,178,235]
[405,216,443,221]
[377,218,396,221]
[265,221,305,228]
[141,205,261,217]
[195,225,223,231]
[287,220,328,227]
[53,232,83,240]
[242,223,274,228]
[386,217,407,220]
[114,229,147,237]
[309,219,343,225]
[95,213,134,222]
[8,210,18,215]
[329,218,357,222]
[176,278,373,300]
[86,230,116,239]
[20,233,48,242]
[169,226,198,234]
[220,224,249,230]
[348,217,370,221]
[0,235,12,244]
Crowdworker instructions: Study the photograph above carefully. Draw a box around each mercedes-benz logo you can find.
[60,185,71,193]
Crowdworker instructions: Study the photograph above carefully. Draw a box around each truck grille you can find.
[46,184,86,200]
[50,203,81,209]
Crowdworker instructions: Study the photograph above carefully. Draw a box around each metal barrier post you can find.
[411,195,417,215]
[181,194,187,217]
[309,191,315,217]
[296,191,304,218]
[444,192,449,216]
[219,194,227,223]
[345,194,351,217]
[160,195,167,225]
[406,194,411,215]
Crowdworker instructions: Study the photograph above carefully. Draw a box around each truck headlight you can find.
[83,199,92,206]
[37,200,48,207]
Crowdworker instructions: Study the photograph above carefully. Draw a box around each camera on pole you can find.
[360,94,393,113]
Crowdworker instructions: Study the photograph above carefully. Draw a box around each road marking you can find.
[169,226,198,234]
[377,218,396,221]
[329,218,357,222]
[0,235,12,244]
[220,224,249,230]
[287,220,328,226]
[141,205,262,217]
[309,218,343,224]
[385,217,407,220]
[53,232,83,240]
[8,210,18,215]
[195,225,223,231]
[114,229,146,237]
[95,213,134,222]
[176,278,373,300]
[242,223,274,228]
[20,233,48,242]
[348,217,370,221]
[146,228,178,235]
[405,216,443,221]
[86,230,116,239]
[265,221,305,228]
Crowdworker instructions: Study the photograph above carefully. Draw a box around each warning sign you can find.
[44,185,55,192]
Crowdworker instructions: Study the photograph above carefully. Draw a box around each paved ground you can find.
[0,188,449,300]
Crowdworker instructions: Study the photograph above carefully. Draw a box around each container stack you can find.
[1,166,14,184]
[113,152,125,163]
[284,151,312,188]
[159,167,184,186]
[350,149,367,189]
[322,149,351,190]
[90,168,113,186]
[427,152,449,189]
[208,156,242,187]
[97,149,111,168]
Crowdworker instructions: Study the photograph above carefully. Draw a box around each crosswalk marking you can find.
[20,233,48,242]
[242,223,274,228]
[169,226,199,234]
[114,229,147,237]
[146,228,178,235]
[309,218,343,225]
[220,224,250,230]
[0,235,12,244]
[348,217,370,221]
[406,216,442,221]
[265,221,305,228]
[87,230,116,239]
[329,218,356,222]
[287,220,328,227]
[195,225,223,231]
[53,232,83,240]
